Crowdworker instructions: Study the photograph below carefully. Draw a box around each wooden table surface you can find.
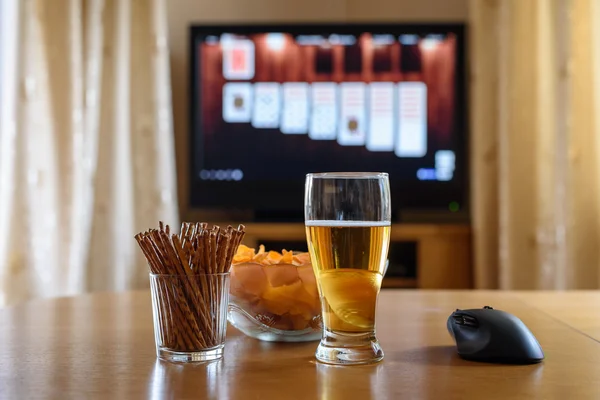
[1,290,600,399]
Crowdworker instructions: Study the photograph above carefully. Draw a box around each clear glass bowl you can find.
[227,261,322,342]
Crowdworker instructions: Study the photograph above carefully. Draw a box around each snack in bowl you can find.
[227,245,322,342]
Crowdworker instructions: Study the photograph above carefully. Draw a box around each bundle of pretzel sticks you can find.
[135,222,245,351]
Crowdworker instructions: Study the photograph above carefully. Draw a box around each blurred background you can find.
[1,0,599,306]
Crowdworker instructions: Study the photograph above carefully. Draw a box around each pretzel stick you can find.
[156,276,178,348]
[184,236,211,338]
[205,230,218,327]
[193,236,203,273]
[190,235,199,272]
[222,229,237,274]
[140,231,182,346]
[182,239,196,271]
[137,236,178,347]
[225,226,246,273]
[202,229,211,273]
[144,232,196,349]
[172,235,215,341]
[187,223,197,247]
[135,222,246,351]
[135,234,160,274]
[162,242,203,349]
[155,230,204,349]
[209,231,218,275]
[191,232,212,341]
[185,223,196,247]
[200,228,212,338]
[166,233,212,347]
[216,233,229,274]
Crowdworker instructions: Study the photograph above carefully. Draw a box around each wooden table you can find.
[1,290,600,399]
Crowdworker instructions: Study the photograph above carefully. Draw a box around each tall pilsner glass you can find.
[305,172,391,365]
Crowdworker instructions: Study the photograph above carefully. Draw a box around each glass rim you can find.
[306,172,388,179]
[149,272,230,277]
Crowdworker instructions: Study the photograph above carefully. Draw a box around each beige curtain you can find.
[0,0,179,306]
[470,0,600,289]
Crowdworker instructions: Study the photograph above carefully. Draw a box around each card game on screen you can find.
[190,24,466,215]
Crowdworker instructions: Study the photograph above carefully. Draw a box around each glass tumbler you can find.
[149,273,230,362]
[305,172,391,365]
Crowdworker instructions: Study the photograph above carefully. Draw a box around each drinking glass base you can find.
[157,345,224,363]
[315,330,384,365]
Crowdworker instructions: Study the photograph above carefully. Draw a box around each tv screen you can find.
[189,24,467,221]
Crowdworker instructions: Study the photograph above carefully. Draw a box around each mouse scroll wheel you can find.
[453,314,479,328]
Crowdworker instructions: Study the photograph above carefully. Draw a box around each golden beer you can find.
[306,221,391,334]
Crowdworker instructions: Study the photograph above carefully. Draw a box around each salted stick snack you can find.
[135,222,245,362]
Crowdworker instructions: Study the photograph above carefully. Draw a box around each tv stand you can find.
[215,221,472,289]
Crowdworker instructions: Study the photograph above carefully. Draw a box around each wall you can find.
[167,0,468,220]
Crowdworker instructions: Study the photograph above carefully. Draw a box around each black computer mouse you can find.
[447,306,544,364]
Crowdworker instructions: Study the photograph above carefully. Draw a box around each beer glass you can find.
[305,172,391,365]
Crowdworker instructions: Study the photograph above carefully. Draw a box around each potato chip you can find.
[233,244,312,266]
[263,264,299,287]
[253,251,269,263]
[281,249,294,264]
[293,252,311,266]
[233,244,255,263]
[264,251,283,265]
[231,263,268,296]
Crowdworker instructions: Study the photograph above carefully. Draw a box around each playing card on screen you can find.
[338,82,367,146]
[281,83,309,134]
[252,83,281,128]
[223,82,253,123]
[222,38,255,80]
[309,82,337,140]
[367,82,395,151]
[395,82,427,157]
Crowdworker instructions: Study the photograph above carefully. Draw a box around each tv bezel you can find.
[188,23,468,221]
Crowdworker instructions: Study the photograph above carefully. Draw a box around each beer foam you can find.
[305,220,391,227]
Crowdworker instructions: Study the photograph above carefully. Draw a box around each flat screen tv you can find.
[189,23,467,222]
